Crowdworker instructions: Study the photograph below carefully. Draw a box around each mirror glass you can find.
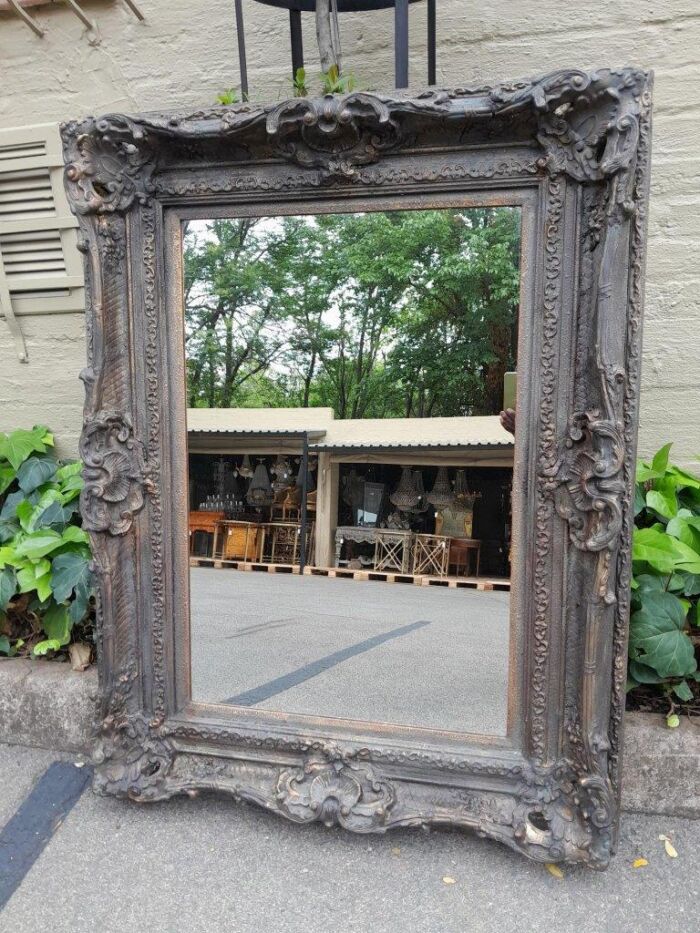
[183,205,521,736]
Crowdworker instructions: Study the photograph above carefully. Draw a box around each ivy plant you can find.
[629,443,700,707]
[0,426,93,658]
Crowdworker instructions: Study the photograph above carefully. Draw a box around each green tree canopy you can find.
[184,207,521,418]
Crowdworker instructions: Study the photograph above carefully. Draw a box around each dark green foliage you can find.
[629,445,700,707]
[0,427,93,658]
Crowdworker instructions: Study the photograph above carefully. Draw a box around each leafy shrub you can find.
[0,426,93,659]
[630,444,700,705]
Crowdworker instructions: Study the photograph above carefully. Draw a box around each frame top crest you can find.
[61,67,651,214]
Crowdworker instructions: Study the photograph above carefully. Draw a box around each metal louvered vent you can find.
[0,168,55,222]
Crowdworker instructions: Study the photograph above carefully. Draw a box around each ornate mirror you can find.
[61,67,652,868]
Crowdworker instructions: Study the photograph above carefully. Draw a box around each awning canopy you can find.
[187,409,514,464]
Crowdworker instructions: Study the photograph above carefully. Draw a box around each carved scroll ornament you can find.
[80,411,147,536]
[61,67,650,205]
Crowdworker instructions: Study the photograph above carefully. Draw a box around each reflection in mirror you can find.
[184,206,520,736]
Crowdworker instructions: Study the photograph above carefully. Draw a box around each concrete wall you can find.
[1,1,698,466]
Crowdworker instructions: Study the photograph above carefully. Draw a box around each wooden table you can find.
[448,538,481,577]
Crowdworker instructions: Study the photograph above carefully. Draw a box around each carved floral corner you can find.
[490,67,649,186]
[62,115,156,215]
[79,409,150,536]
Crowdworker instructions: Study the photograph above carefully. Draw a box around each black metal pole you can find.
[290,8,304,80]
[394,0,409,89]
[298,433,309,574]
[427,0,436,86]
[234,0,249,100]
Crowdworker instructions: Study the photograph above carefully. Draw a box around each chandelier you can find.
[454,469,481,510]
[246,460,273,506]
[426,466,455,510]
[271,455,293,492]
[390,467,421,511]
[237,454,254,479]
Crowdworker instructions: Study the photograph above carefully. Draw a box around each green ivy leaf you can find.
[628,660,668,684]
[41,602,72,646]
[51,551,92,605]
[16,454,57,495]
[14,529,65,560]
[634,573,666,594]
[0,426,51,471]
[666,514,700,552]
[0,490,25,522]
[0,567,17,610]
[55,461,82,483]
[629,592,697,679]
[61,525,89,546]
[32,638,62,657]
[0,463,16,497]
[0,519,20,544]
[652,443,673,476]
[633,527,700,574]
[33,500,66,531]
[636,443,672,483]
[646,479,679,520]
[15,500,34,532]
[673,680,694,702]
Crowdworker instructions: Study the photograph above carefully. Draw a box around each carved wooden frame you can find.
[61,67,652,869]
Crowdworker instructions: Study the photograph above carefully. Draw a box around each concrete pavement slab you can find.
[0,746,696,933]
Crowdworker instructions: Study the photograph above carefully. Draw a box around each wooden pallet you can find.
[303,565,510,591]
[190,557,298,573]
[190,558,510,591]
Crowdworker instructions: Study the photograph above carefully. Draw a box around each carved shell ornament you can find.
[276,755,395,831]
[547,410,625,555]
[490,68,644,183]
[80,412,147,536]
[265,93,403,177]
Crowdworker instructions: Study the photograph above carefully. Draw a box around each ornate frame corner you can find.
[62,67,653,869]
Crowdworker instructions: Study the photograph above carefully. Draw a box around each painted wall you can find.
[0,1,698,466]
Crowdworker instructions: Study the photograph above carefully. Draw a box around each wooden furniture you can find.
[334,525,381,567]
[219,521,262,562]
[188,510,224,556]
[411,533,450,577]
[448,538,481,577]
[269,521,314,566]
[373,529,413,573]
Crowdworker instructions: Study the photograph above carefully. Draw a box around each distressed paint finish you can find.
[61,69,652,868]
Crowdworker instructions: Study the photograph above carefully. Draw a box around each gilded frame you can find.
[61,68,653,868]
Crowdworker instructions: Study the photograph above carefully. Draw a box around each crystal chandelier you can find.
[454,469,481,509]
[271,455,293,492]
[246,460,273,506]
[237,454,254,479]
[426,466,455,510]
[390,467,421,511]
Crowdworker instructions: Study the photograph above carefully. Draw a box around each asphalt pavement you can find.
[189,568,510,735]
